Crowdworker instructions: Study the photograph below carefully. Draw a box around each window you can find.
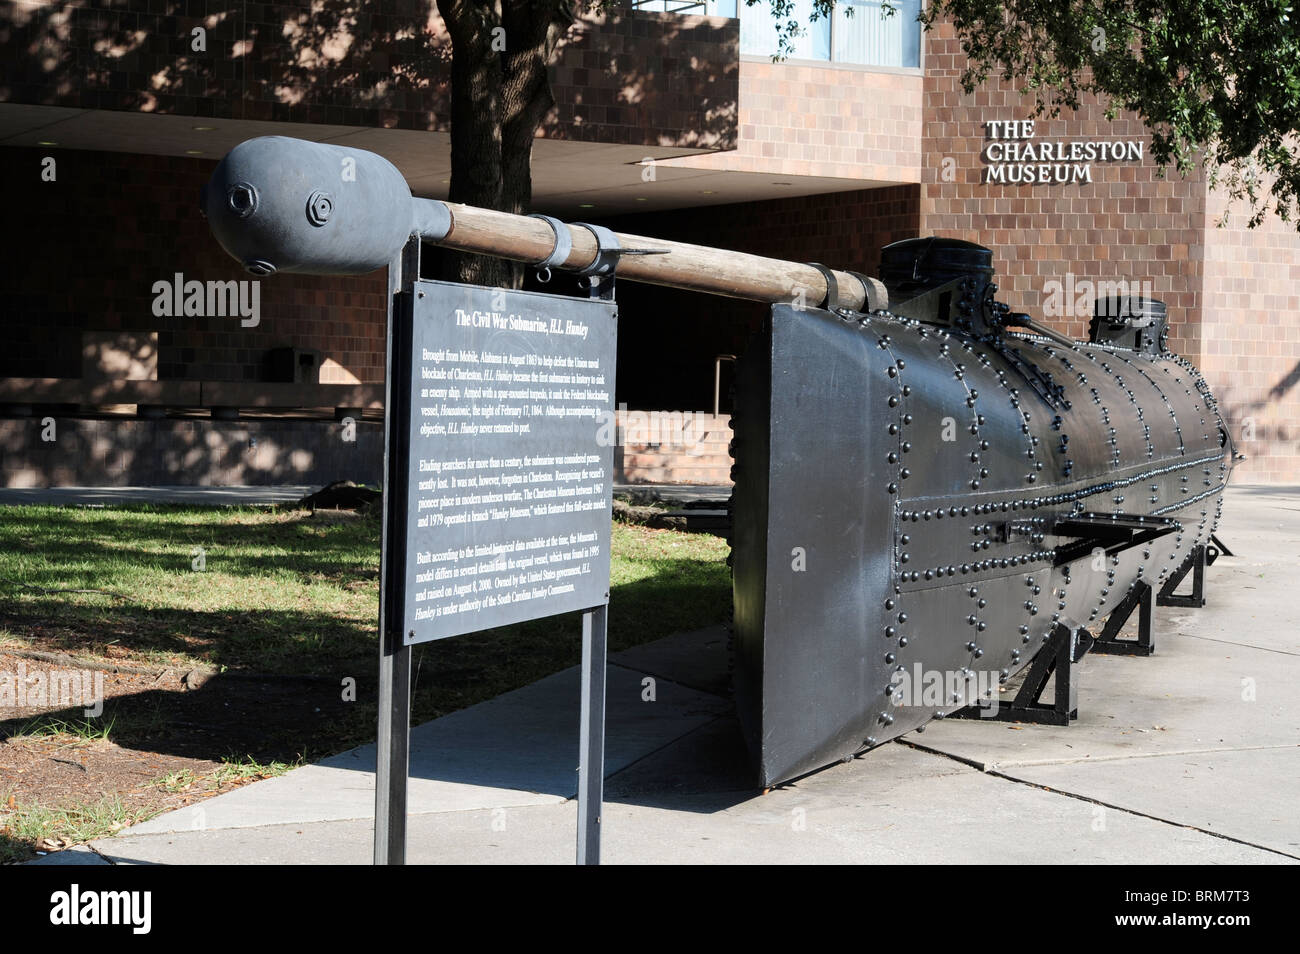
[629,0,716,11]
[831,1,922,68]
[631,0,922,68]
[735,0,833,61]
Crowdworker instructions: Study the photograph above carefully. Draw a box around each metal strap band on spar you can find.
[525,213,572,282]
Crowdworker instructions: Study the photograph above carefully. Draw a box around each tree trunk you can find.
[440,0,575,288]
[500,2,571,215]
[440,0,510,286]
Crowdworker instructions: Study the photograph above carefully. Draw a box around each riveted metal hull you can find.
[732,303,1233,787]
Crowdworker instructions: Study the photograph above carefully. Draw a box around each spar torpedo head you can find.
[200,136,416,276]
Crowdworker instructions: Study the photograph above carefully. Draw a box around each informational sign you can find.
[397,280,617,644]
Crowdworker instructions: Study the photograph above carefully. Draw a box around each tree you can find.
[918,0,1300,228]
[440,0,578,287]
[438,1,867,288]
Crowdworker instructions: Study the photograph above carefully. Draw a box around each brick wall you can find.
[597,183,922,410]
[0,417,381,488]
[920,21,1207,358]
[662,59,922,181]
[547,10,738,148]
[614,410,732,485]
[1200,188,1300,482]
[0,2,737,149]
[1,147,389,383]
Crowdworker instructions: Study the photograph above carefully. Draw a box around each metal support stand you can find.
[375,632,411,864]
[374,236,419,866]
[1158,544,1207,608]
[1091,580,1155,656]
[577,605,608,865]
[951,623,1081,725]
[372,236,610,866]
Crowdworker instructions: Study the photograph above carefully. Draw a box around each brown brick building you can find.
[1,1,1296,485]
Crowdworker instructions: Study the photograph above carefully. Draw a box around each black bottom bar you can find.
[11,865,1285,935]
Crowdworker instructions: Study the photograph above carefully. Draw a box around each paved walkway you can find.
[28,484,1300,864]
[0,485,317,506]
[613,484,731,504]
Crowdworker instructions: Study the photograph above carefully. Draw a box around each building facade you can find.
[1,1,1296,486]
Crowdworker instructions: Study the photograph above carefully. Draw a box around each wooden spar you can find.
[203,136,881,304]
[436,202,873,311]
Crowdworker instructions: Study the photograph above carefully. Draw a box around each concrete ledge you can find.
[0,485,317,506]
[197,382,383,410]
[0,418,382,487]
[0,378,200,405]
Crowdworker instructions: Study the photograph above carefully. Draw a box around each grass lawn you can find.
[0,503,732,861]
[0,504,730,677]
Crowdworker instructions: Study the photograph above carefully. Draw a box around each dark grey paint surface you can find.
[732,304,896,786]
[398,282,617,644]
[732,303,1232,787]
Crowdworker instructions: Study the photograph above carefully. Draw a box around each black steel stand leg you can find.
[1093,581,1155,656]
[950,622,1078,725]
[1210,533,1234,557]
[577,605,607,865]
[374,240,418,866]
[1053,624,1079,719]
[1191,548,1205,601]
[1158,545,1207,608]
[1139,580,1153,646]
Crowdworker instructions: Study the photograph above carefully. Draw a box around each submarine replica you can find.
[201,136,1236,787]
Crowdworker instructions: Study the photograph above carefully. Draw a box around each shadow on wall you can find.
[3,0,442,122]
[2,4,739,387]
[1216,358,1300,473]
[3,3,737,146]
[0,418,383,488]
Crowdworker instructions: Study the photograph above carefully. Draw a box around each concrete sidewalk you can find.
[0,485,317,507]
[29,484,1300,865]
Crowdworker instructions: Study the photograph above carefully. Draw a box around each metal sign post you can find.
[374,238,419,865]
[374,624,411,864]
[577,604,607,864]
[374,239,617,865]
